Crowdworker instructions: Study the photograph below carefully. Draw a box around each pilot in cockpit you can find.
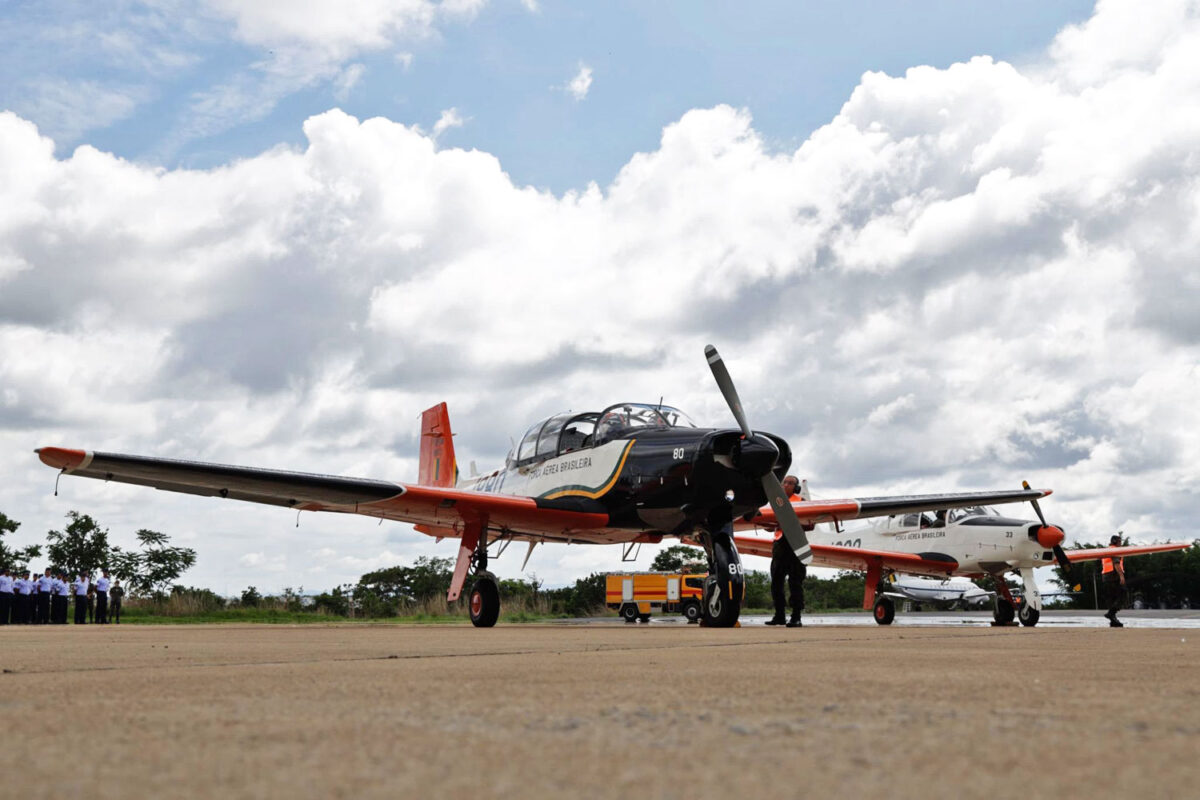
[596,410,627,443]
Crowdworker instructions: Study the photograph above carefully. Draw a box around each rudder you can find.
[418,402,458,487]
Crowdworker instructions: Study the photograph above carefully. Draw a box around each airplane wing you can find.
[35,447,610,539]
[738,488,1051,529]
[1061,543,1192,562]
[732,535,958,578]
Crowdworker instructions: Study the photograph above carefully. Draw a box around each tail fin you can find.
[418,402,458,487]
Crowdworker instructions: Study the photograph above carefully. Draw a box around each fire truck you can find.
[605,572,707,623]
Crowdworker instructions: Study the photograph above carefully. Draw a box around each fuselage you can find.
[817,505,1059,576]
[460,402,790,541]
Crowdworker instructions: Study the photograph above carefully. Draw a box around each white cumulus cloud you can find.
[2,0,1199,592]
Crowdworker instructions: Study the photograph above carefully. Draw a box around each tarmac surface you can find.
[2,622,1198,799]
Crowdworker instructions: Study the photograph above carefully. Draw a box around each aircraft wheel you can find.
[873,597,895,625]
[1018,605,1040,627]
[702,575,742,627]
[681,601,702,623]
[468,578,500,628]
[620,603,639,623]
[994,599,1015,625]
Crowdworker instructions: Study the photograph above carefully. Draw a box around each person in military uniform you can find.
[73,572,90,625]
[110,580,125,624]
[0,569,13,625]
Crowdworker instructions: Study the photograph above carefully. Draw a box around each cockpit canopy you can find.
[509,403,696,466]
[895,505,999,528]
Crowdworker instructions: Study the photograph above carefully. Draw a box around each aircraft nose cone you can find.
[1036,525,1065,549]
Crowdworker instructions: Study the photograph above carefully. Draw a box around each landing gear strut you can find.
[697,523,744,628]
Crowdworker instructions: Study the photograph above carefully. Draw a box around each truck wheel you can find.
[468,578,500,628]
[873,597,895,625]
[681,601,702,623]
[638,615,651,623]
[620,603,639,623]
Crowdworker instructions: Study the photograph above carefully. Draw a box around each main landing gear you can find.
[696,523,744,628]
[450,521,500,628]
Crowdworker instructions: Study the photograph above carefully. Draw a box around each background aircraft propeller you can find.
[705,345,813,564]
[1024,479,1079,590]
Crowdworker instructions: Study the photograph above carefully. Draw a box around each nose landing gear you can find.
[697,525,744,628]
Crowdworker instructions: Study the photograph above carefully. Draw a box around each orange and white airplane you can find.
[37,345,1176,628]
[731,489,1190,626]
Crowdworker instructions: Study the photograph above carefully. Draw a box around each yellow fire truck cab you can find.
[605,572,707,623]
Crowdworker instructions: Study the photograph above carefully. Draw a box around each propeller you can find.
[1023,479,1079,590]
[705,345,812,564]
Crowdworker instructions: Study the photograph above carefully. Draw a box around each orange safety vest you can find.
[1101,556,1124,574]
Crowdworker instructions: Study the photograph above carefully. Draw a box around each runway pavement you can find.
[2,623,1196,798]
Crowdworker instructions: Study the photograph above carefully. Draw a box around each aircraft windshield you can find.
[595,403,695,445]
[947,505,998,522]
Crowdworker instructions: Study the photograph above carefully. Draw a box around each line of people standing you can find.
[0,568,124,625]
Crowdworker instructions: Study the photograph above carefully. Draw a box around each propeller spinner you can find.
[1023,479,1079,589]
[705,345,813,564]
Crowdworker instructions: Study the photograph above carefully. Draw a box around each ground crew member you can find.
[52,572,70,624]
[36,568,54,624]
[73,573,89,625]
[110,580,125,624]
[1101,534,1126,628]
[766,475,807,627]
[0,569,13,624]
[16,572,34,623]
[95,571,111,624]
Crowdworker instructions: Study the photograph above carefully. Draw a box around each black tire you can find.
[703,577,741,627]
[873,597,895,625]
[994,599,1015,625]
[681,601,702,623]
[620,603,639,623]
[468,578,500,628]
[638,615,651,623]
[1018,604,1040,627]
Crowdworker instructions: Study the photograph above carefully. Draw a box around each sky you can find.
[2,0,1198,596]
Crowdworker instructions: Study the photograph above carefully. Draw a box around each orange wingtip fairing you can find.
[36,447,87,470]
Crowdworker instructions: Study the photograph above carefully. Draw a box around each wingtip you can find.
[37,447,88,470]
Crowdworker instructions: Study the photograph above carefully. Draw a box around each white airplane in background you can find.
[733,485,1190,626]
[880,574,992,610]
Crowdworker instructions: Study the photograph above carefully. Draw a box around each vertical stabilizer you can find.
[418,402,457,487]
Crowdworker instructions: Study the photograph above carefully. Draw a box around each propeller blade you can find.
[762,471,813,564]
[1022,480,1048,526]
[705,344,753,439]
[1052,544,1081,591]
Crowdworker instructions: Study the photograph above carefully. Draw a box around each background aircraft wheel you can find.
[994,599,1015,625]
[620,604,639,623]
[1018,605,1040,627]
[468,578,500,628]
[873,597,895,625]
[681,601,702,623]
